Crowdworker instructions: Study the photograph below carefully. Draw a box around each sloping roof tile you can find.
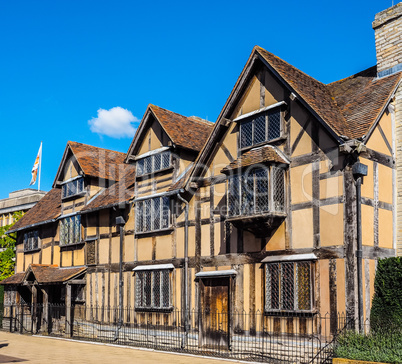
[221,145,288,173]
[150,105,214,152]
[9,188,61,233]
[26,264,86,284]
[256,47,351,138]
[327,66,402,139]
[69,141,126,181]
[0,273,25,285]
[82,165,136,212]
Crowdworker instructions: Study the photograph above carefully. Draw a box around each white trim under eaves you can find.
[134,146,170,161]
[60,175,83,185]
[132,189,182,203]
[195,270,237,278]
[133,263,174,271]
[233,101,286,122]
[261,253,317,263]
[57,211,81,220]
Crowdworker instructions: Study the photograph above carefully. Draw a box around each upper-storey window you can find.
[135,196,171,233]
[24,230,39,251]
[240,108,281,149]
[228,166,285,217]
[60,215,81,246]
[136,151,171,177]
[62,177,85,199]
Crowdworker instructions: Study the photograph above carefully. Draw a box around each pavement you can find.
[0,331,236,363]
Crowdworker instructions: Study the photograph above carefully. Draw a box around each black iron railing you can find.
[0,303,352,363]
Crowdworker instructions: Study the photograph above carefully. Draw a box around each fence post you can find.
[9,306,13,332]
[20,305,23,334]
[66,284,72,337]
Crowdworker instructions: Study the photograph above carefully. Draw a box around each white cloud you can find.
[88,107,139,138]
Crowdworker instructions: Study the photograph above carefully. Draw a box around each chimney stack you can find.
[373,3,402,78]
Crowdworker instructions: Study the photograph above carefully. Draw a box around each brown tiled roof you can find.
[0,273,24,285]
[68,141,126,181]
[327,66,402,139]
[9,188,61,233]
[221,145,288,174]
[150,105,214,152]
[256,47,351,138]
[82,165,136,212]
[26,264,86,284]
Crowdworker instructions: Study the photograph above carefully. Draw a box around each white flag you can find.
[30,142,42,186]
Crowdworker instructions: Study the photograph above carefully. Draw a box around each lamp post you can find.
[352,161,368,333]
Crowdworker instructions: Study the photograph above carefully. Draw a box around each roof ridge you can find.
[326,66,377,86]
[255,46,326,87]
[68,141,126,156]
[150,104,213,127]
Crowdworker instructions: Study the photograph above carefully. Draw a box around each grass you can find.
[334,329,402,364]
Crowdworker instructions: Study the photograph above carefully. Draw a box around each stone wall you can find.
[373,3,402,76]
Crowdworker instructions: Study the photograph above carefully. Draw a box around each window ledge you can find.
[136,166,174,180]
[240,136,287,153]
[135,307,174,313]
[24,248,41,254]
[135,227,174,238]
[59,241,85,249]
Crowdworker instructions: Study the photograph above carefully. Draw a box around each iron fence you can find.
[0,303,352,363]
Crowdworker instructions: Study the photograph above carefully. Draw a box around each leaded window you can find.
[60,215,81,245]
[240,109,282,149]
[135,197,171,233]
[24,231,39,251]
[136,151,172,177]
[62,177,85,199]
[228,166,285,217]
[135,269,171,310]
[265,261,313,312]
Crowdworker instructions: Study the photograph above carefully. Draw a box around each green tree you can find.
[0,211,23,281]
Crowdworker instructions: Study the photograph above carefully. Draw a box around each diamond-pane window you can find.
[135,269,172,310]
[60,215,81,245]
[136,151,172,177]
[239,108,281,149]
[272,167,285,212]
[135,197,171,233]
[162,152,171,169]
[62,177,85,199]
[255,169,269,213]
[240,119,253,149]
[24,231,39,251]
[154,153,162,171]
[265,261,313,312]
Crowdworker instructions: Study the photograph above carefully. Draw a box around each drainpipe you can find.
[177,191,189,345]
[114,214,125,341]
[352,161,368,333]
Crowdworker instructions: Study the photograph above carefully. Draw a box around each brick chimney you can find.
[373,3,402,77]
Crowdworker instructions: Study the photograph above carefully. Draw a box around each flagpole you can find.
[38,141,42,191]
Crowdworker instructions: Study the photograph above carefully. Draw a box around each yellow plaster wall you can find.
[155,234,173,260]
[62,250,72,267]
[291,164,313,204]
[53,246,60,267]
[320,175,343,200]
[137,237,152,261]
[137,129,151,155]
[234,76,261,117]
[361,158,374,200]
[292,208,314,248]
[42,247,51,264]
[16,252,24,272]
[362,204,374,246]
[62,160,79,182]
[111,236,120,264]
[265,222,286,251]
[319,260,330,314]
[320,204,344,247]
[99,210,109,235]
[74,247,84,266]
[201,225,210,256]
[291,126,312,157]
[264,69,283,106]
[366,126,392,156]
[124,235,134,263]
[336,259,346,314]
[378,164,393,204]
[378,208,393,248]
[98,238,109,264]
[150,120,163,150]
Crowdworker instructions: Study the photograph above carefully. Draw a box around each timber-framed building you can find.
[2,4,402,348]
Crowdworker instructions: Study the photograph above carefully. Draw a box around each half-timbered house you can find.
[1,17,401,352]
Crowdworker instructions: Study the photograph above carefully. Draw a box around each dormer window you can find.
[24,230,39,252]
[238,105,283,150]
[136,151,171,177]
[62,177,85,199]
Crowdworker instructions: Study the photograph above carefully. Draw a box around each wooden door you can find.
[199,277,230,349]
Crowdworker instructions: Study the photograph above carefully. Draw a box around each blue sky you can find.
[0,0,394,199]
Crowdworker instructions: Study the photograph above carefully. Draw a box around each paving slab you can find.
[0,332,237,364]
